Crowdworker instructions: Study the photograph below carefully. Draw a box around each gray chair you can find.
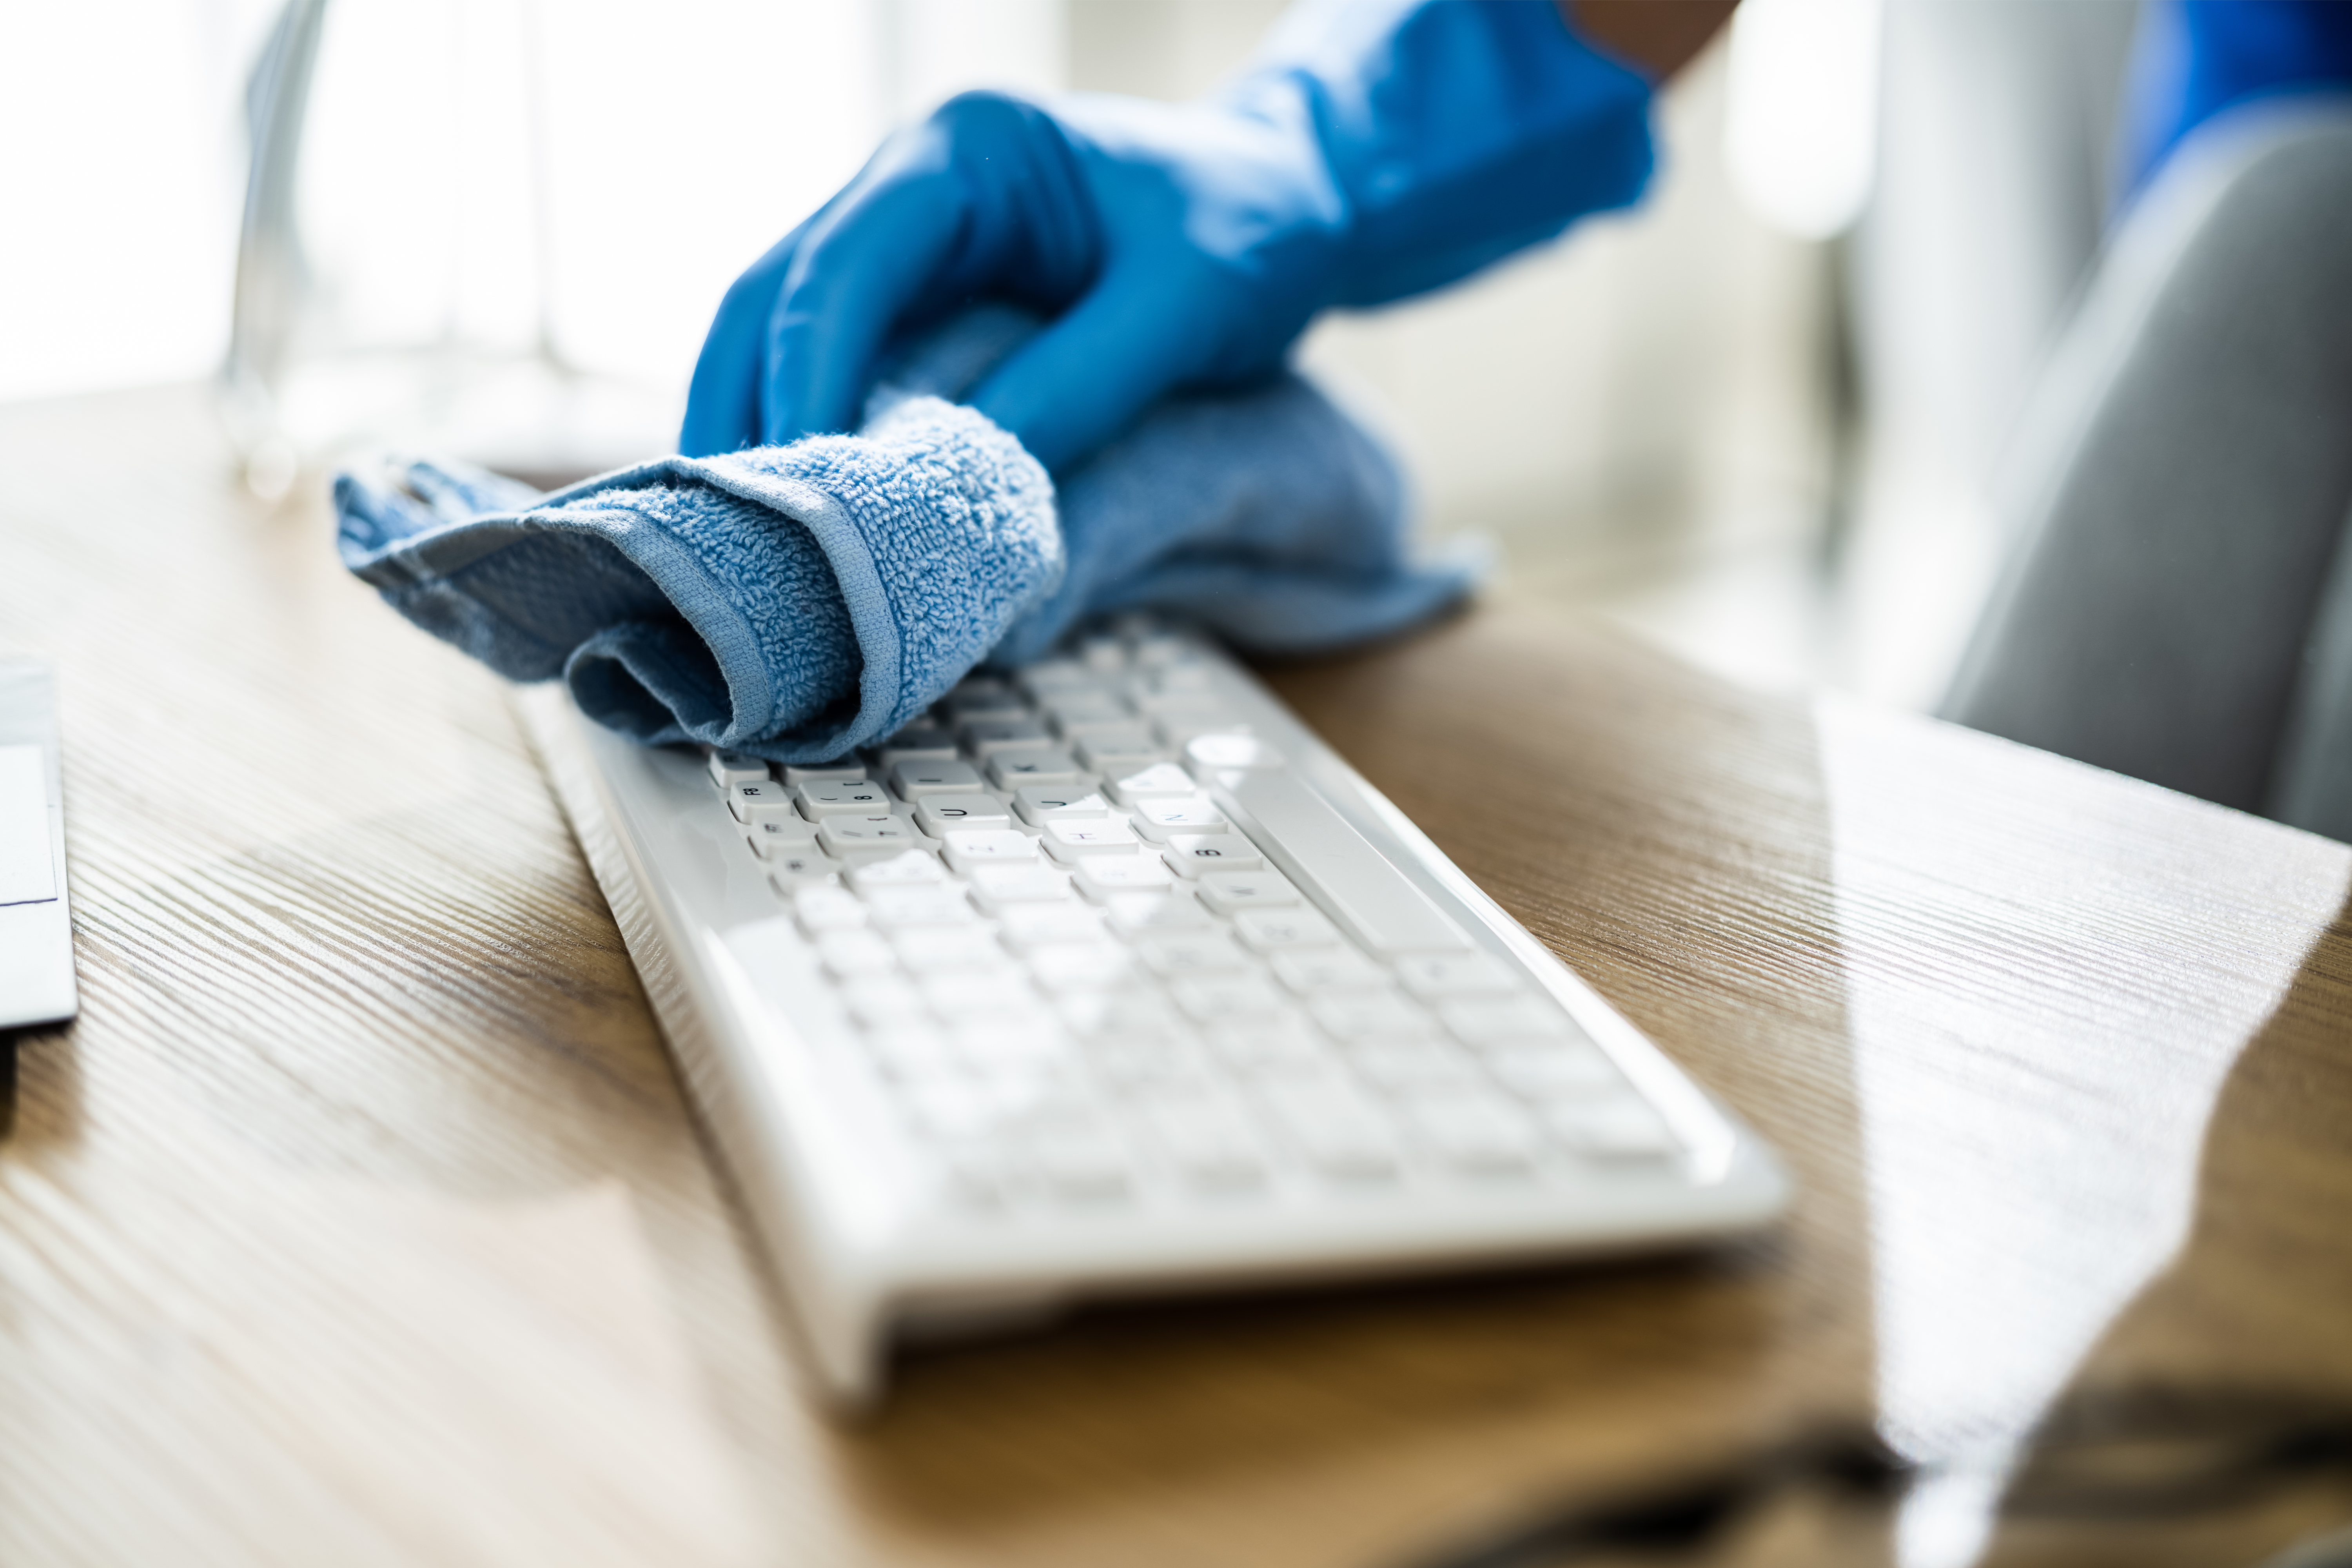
[1942,98,2352,838]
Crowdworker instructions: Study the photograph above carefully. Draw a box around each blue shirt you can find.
[2126,0,2352,194]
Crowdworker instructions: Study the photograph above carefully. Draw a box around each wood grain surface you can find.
[4,387,2350,1568]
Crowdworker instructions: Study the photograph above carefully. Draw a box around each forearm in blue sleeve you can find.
[1226,0,1657,308]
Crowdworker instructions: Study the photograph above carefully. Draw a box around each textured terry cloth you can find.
[338,395,1058,762]
[866,305,1479,667]
[339,307,1475,761]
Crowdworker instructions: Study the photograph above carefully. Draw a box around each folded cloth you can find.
[337,307,1477,763]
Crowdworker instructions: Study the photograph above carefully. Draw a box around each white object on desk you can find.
[0,658,76,1031]
[517,622,1789,1407]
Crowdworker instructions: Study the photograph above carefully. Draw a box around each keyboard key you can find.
[818,815,920,859]
[1269,946,1383,992]
[1132,686,1227,716]
[1438,997,1579,1047]
[745,817,818,857]
[1154,714,1248,751]
[1133,929,1250,977]
[792,884,867,931]
[1185,734,1286,774]
[1103,762,1197,806]
[998,902,1107,950]
[902,1079,1000,1140]
[1211,1016,1332,1077]
[1025,942,1144,994]
[941,829,1038,873]
[1030,1124,1131,1202]
[1073,728,1162,773]
[846,849,946,892]
[1103,888,1216,936]
[796,779,893,817]
[1135,659,1214,691]
[871,724,959,766]
[1484,1043,1624,1100]
[932,1145,1010,1209]
[842,978,929,1028]
[1042,692,1131,733]
[1127,795,1227,842]
[1013,785,1109,826]
[1348,1038,1483,1094]
[1073,854,1175,900]
[1058,988,1184,1041]
[921,970,1038,1020]
[940,683,1024,722]
[1169,974,1289,1023]
[891,925,1004,973]
[782,757,864,786]
[952,1020,1078,1076]
[728,780,798,824]
[1143,1096,1265,1190]
[1543,1095,1681,1158]
[1394,952,1520,1001]
[1196,870,1299,915]
[965,863,1073,910]
[861,1026,955,1080]
[890,759,986,799]
[1016,659,1095,697]
[1232,907,1342,951]
[960,717,1052,756]
[1409,1092,1542,1174]
[1089,1040,1214,1097]
[1162,832,1265,878]
[766,851,843,889]
[987,748,1081,789]
[1259,1084,1399,1181]
[1308,989,1436,1042]
[708,750,769,789]
[1079,633,1127,671]
[915,793,1011,835]
[816,929,898,981]
[1042,818,1138,861]
[862,886,978,928]
[1130,633,1195,669]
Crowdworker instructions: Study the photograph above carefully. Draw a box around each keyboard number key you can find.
[795,779,892,817]
[1161,833,1265,878]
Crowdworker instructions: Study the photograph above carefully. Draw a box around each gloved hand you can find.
[680,0,1656,475]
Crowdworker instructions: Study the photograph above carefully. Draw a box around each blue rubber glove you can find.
[681,0,1655,475]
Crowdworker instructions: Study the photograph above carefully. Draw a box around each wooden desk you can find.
[5,388,2350,1568]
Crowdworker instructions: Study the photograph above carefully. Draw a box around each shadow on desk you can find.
[1,1021,80,1153]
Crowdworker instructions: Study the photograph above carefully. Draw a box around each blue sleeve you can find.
[2125,0,2352,194]
[1223,0,1657,309]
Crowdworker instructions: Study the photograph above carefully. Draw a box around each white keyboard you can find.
[517,620,1788,1406]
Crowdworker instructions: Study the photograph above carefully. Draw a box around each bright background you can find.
[0,0,2146,712]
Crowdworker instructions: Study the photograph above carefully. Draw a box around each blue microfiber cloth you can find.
[337,307,1479,763]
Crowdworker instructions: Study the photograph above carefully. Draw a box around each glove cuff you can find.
[1227,0,1656,309]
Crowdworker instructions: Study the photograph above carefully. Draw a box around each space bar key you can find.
[1217,770,1470,955]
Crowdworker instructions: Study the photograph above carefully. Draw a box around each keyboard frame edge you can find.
[513,640,1793,1411]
